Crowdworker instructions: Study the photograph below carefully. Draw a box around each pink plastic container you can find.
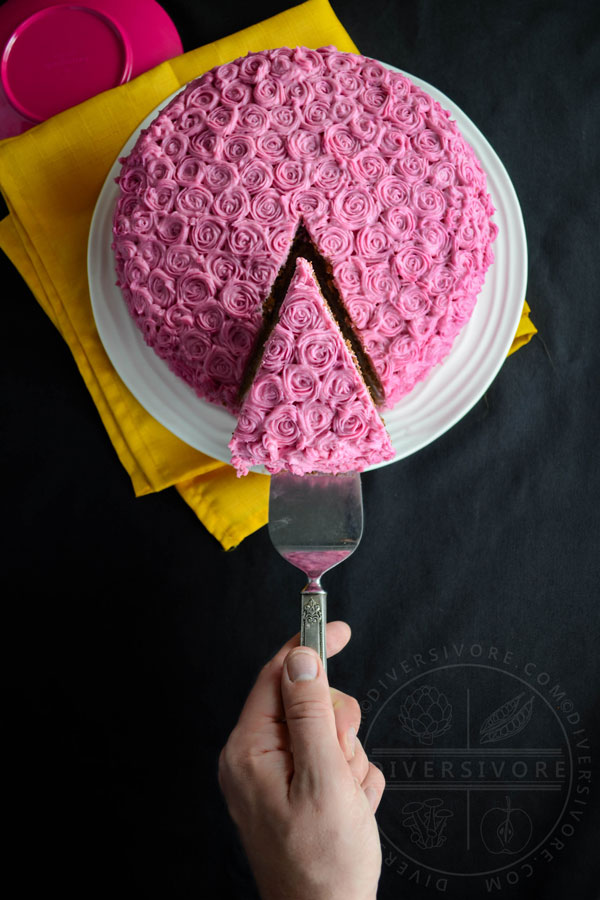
[0,0,183,138]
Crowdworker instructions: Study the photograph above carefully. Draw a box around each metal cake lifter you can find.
[268,472,364,672]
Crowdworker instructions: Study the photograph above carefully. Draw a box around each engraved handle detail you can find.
[301,590,327,672]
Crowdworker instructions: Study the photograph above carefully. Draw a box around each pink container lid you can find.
[0,0,183,138]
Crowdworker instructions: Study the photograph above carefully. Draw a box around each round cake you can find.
[112,45,498,467]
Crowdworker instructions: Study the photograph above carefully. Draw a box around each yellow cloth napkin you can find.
[0,0,536,550]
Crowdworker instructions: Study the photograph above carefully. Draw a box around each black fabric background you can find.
[3,1,599,897]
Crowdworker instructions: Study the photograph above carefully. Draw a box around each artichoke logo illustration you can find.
[397,684,452,745]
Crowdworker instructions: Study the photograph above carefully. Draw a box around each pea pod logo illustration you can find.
[397,685,452,745]
[479,692,534,744]
[480,796,533,855]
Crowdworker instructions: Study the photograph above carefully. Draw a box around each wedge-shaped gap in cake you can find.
[229,257,395,476]
[237,221,384,408]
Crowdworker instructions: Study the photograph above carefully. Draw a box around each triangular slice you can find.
[229,258,395,476]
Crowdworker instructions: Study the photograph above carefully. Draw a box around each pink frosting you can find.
[229,259,395,475]
[112,45,498,447]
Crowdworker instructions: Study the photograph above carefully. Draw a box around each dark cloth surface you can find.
[3,1,599,897]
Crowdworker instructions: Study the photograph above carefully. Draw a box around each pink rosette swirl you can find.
[289,189,327,222]
[333,259,362,293]
[394,153,428,183]
[332,187,377,229]
[426,263,457,296]
[333,401,370,440]
[383,205,416,241]
[264,404,300,448]
[412,183,446,218]
[349,113,380,145]
[418,218,452,256]
[256,133,288,163]
[303,99,331,132]
[206,105,238,135]
[205,346,238,384]
[221,319,256,357]
[239,160,273,194]
[189,129,222,160]
[146,156,175,182]
[361,85,389,112]
[156,213,189,245]
[191,217,226,252]
[394,246,432,282]
[273,160,307,192]
[228,221,267,255]
[292,46,323,75]
[311,224,353,260]
[114,238,137,261]
[165,304,194,330]
[253,77,284,108]
[360,59,388,84]
[344,297,373,330]
[287,129,322,160]
[129,286,152,316]
[220,81,252,107]
[412,128,445,160]
[223,135,256,165]
[177,271,215,306]
[144,183,177,213]
[286,79,313,106]
[298,401,335,438]
[251,189,287,227]
[270,105,301,133]
[322,367,358,403]
[336,72,361,96]
[408,314,437,341]
[247,255,278,288]
[164,245,200,277]
[370,303,405,337]
[234,404,263,437]
[330,98,355,123]
[362,262,399,299]
[184,83,219,111]
[177,109,205,132]
[269,48,294,77]
[323,124,360,159]
[349,151,387,184]
[175,185,212,216]
[130,208,154,235]
[312,157,345,193]
[204,162,238,193]
[279,296,320,334]
[376,175,411,208]
[124,256,150,286]
[389,102,422,135]
[249,374,285,410]
[162,133,188,164]
[220,279,260,319]
[214,62,240,84]
[260,326,295,372]
[355,225,390,259]
[206,252,243,286]
[238,103,269,135]
[148,268,176,309]
[138,239,165,269]
[119,166,147,195]
[296,330,339,373]
[390,333,419,362]
[313,76,336,99]
[282,365,320,403]
[180,329,211,362]
[379,127,409,158]
[392,284,431,319]
[239,54,270,84]
[213,186,251,221]
[176,156,203,185]
[192,299,224,333]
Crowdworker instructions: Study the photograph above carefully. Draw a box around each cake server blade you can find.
[268,471,364,671]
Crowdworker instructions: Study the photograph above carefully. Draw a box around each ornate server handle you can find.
[300,590,327,673]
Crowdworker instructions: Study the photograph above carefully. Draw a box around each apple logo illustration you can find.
[480,796,533,855]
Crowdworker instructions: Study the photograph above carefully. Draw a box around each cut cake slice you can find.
[229,258,395,477]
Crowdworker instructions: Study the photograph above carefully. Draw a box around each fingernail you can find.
[364,786,378,812]
[346,726,356,757]
[286,649,318,682]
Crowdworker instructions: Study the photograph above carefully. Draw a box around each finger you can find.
[281,647,348,790]
[360,762,386,813]
[330,687,362,760]
[237,622,351,732]
[347,736,370,784]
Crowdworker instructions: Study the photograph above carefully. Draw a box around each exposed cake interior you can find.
[229,258,395,476]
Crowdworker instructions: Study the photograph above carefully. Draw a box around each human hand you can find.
[218,622,385,900]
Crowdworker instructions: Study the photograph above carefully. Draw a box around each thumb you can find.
[281,647,346,785]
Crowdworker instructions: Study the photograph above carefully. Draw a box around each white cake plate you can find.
[88,61,528,472]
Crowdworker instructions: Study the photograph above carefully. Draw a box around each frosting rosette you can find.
[113,45,497,438]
